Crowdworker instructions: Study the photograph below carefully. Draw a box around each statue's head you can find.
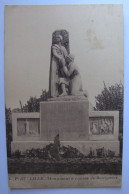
[55,35,63,44]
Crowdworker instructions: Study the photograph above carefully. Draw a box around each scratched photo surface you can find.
[5,5,124,189]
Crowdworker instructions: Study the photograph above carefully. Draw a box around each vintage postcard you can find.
[5,5,124,188]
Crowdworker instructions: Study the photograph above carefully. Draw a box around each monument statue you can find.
[49,30,69,97]
[49,30,87,98]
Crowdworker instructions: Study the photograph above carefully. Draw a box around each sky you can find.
[4,5,124,109]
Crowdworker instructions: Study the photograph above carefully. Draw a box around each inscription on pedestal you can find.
[40,100,89,141]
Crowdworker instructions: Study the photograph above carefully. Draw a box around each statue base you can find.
[40,97,89,141]
[48,94,88,102]
[11,95,120,156]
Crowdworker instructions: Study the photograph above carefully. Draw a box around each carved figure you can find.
[49,30,87,98]
[61,54,83,95]
[49,30,70,97]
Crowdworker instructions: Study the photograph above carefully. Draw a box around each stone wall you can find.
[11,107,120,156]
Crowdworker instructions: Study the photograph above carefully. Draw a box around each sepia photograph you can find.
[4,5,124,188]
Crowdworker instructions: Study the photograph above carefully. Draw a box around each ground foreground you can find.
[8,157,122,174]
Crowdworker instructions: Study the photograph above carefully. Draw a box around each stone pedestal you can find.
[11,98,120,156]
[40,99,89,141]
